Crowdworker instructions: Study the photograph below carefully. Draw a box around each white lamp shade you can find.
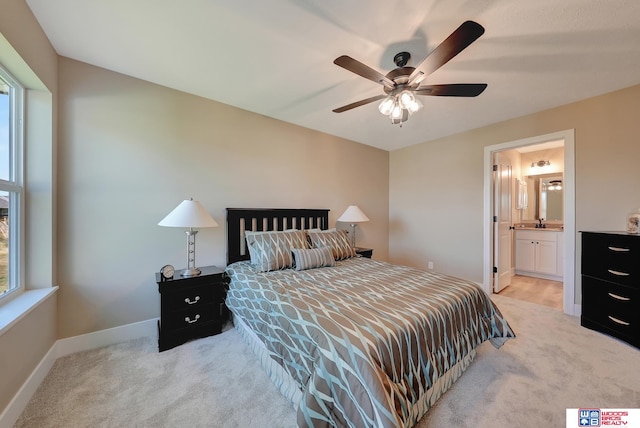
[337,205,370,223]
[158,199,218,228]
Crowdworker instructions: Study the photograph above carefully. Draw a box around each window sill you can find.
[0,287,58,336]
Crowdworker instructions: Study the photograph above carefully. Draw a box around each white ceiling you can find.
[25,0,640,151]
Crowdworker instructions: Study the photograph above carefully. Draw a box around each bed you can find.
[224,208,515,428]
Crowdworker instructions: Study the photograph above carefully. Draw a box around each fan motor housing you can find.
[384,67,417,94]
[393,51,411,67]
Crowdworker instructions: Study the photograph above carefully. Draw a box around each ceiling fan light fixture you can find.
[378,96,395,116]
[379,91,423,122]
[406,96,423,115]
[390,102,403,120]
[398,90,415,109]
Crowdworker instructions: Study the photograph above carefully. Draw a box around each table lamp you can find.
[337,205,369,248]
[158,198,218,277]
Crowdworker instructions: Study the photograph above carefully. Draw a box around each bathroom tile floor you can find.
[497,274,563,310]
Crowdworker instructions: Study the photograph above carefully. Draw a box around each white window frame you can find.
[0,64,25,301]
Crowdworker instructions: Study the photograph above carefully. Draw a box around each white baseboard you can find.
[56,318,158,357]
[0,342,58,426]
[0,317,159,427]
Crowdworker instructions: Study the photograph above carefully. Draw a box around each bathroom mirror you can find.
[522,173,563,221]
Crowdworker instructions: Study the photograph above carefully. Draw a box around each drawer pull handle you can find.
[607,269,630,276]
[608,246,630,252]
[607,316,630,326]
[185,296,200,305]
[608,292,631,301]
[185,314,200,324]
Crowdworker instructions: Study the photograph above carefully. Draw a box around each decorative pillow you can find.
[304,228,335,246]
[291,247,336,271]
[245,230,308,272]
[306,229,355,260]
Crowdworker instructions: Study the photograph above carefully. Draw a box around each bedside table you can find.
[156,265,228,352]
[355,247,373,258]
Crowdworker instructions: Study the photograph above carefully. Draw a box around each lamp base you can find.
[349,223,357,248]
[181,267,201,277]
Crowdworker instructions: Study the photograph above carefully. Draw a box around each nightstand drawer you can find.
[158,320,223,352]
[161,303,219,330]
[161,285,217,312]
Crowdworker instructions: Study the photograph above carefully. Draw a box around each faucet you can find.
[537,218,545,228]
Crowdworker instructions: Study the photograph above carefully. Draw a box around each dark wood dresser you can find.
[156,265,228,352]
[581,232,639,349]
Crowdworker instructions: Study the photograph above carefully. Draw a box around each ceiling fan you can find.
[332,20,487,124]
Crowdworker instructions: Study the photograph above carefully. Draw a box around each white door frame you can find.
[482,129,577,315]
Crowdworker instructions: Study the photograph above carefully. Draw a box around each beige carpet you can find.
[14,295,640,428]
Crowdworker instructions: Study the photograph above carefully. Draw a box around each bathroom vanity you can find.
[515,228,564,280]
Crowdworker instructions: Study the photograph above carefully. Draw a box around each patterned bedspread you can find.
[225,257,515,428]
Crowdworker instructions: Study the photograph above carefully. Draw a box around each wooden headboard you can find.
[226,208,330,265]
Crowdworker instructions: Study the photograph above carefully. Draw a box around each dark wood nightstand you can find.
[355,247,373,258]
[156,265,228,352]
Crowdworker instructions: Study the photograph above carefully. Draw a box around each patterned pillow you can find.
[303,228,335,246]
[291,247,336,271]
[307,229,355,260]
[245,230,308,272]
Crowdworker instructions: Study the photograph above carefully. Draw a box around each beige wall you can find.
[0,295,57,413]
[56,57,390,339]
[0,0,58,415]
[389,84,640,301]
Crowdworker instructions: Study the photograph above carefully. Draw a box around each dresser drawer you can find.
[581,232,640,288]
[581,316,639,348]
[582,276,639,322]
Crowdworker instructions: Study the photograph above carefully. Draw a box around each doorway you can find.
[483,129,576,315]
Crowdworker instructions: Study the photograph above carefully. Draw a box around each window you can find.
[0,66,24,299]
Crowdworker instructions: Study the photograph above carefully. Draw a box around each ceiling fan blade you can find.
[408,21,485,86]
[334,56,395,88]
[332,94,386,113]
[414,83,487,97]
